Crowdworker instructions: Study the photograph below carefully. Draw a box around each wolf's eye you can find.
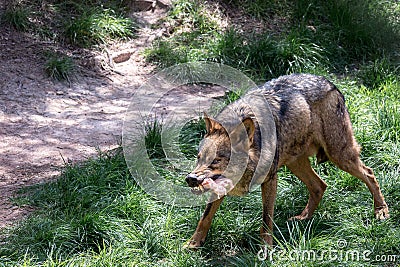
[211,158,221,165]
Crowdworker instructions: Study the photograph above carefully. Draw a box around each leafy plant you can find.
[1,4,31,31]
[64,8,136,47]
[44,52,75,81]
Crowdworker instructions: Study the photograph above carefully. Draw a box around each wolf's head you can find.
[185,113,256,196]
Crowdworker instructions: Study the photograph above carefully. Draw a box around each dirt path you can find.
[0,5,165,228]
[0,34,149,228]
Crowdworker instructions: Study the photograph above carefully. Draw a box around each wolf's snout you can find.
[185,173,204,187]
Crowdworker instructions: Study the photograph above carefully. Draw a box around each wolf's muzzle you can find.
[185,173,204,187]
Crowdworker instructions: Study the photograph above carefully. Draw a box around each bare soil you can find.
[0,2,225,228]
[0,24,150,227]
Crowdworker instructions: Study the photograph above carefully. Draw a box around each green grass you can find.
[145,119,165,159]
[64,7,136,47]
[146,0,400,80]
[357,58,400,89]
[178,118,206,159]
[1,4,31,31]
[1,1,137,47]
[146,27,328,81]
[144,0,225,67]
[44,51,76,82]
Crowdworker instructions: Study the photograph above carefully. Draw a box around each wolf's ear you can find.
[230,117,255,152]
[241,117,255,144]
[204,112,222,133]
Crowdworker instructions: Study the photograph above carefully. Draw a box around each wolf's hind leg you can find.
[329,153,389,220]
[287,155,327,220]
[320,90,389,219]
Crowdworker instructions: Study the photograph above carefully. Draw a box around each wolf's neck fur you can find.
[216,91,276,195]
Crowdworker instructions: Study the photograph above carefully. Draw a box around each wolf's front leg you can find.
[260,176,277,247]
[185,197,224,249]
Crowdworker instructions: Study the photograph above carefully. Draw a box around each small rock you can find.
[26,74,37,80]
[112,50,135,63]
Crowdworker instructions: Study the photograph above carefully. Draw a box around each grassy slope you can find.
[1,0,136,81]
[1,0,400,266]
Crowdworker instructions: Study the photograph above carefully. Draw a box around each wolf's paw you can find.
[288,215,307,221]
[375,205,390,220]
[288,212,311,221]
[183,239,203,249]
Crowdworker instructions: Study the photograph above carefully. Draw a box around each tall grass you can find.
[1,1,137,47]
[147,27,328,81]
[64,7,136,47]
[178,118,206,159]
[146,0,400,78]
[1,4,31,31]
[44,51,76,82]
[1,0,399,266]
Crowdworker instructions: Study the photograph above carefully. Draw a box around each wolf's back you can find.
[261,73,339,103]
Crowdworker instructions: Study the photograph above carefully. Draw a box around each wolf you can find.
[185,73,389,248]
